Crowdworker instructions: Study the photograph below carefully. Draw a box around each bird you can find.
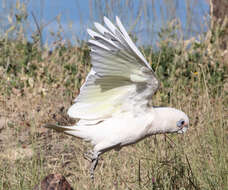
[44,16,189,179]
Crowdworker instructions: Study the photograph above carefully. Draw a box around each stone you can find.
[33,174,73,190]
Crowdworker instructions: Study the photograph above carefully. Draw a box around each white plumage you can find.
[45,16,189,179]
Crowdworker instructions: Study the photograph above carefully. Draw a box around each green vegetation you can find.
[0,1,227,190]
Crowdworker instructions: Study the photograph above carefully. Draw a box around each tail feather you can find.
[44,124,91,141]
[44,124,76,132]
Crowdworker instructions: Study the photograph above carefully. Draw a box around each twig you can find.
[138,159,141,187]
[31,11,43,50]
[185,154,199,190]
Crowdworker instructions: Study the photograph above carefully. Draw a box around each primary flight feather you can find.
[45,16,189,179]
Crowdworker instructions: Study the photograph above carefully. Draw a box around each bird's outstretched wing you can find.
[68,16,159,120]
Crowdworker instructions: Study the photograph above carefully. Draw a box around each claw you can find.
[83,150,94,162]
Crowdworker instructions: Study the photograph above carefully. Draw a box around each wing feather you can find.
[68,17,159,120]
[115,16,151,69]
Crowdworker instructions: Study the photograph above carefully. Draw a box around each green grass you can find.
[0,4,228,190]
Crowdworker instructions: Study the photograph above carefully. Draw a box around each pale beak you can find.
[178,122,189,134]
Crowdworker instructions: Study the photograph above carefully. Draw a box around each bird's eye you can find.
[177,119,185,127]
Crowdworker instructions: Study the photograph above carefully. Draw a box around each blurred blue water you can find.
[0,0,210,47]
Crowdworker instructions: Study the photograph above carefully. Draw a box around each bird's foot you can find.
[84,150,94,162]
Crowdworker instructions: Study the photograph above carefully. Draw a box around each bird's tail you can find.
[44,124,90,141]
[44,124,77,132]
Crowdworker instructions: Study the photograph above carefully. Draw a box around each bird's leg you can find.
[84,150,100,180]
[85,142,119,179]
[90,156,99,180]
[88,143,120,179]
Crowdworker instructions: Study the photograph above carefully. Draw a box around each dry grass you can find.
[1,40,227,190]
[0,2,228,189]
[0,76,227,190]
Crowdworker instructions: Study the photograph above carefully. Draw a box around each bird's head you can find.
[175,113,189,134]
[152,107,189,134]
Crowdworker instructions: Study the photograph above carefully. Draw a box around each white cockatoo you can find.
[45,16,189,179]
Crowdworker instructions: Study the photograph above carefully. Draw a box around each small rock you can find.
[33,174,73,190]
